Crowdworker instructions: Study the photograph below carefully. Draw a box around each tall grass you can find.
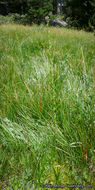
[0,24,95,189]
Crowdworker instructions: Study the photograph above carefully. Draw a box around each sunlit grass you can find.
[0,24,95,189]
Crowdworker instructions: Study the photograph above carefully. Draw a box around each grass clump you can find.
[0,24,95,189]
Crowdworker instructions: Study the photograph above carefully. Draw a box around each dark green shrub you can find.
[0,14,14,24]
[0,14,28,25]
[12,13,28,25]
[27,0,53,24]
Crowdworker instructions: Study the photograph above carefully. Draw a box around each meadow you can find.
[0,24,95,189]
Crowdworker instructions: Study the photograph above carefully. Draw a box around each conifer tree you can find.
[64,0,95,28]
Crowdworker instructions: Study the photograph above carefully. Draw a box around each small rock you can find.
[49,18,68,27]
